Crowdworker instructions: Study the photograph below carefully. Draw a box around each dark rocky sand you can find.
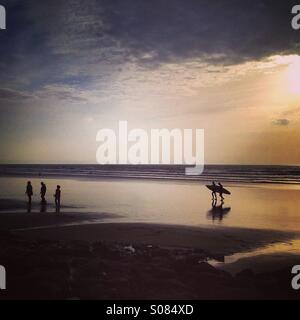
[0,209,300,299]
[0,232,299,300]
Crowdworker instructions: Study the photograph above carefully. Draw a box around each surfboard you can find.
[206,185,231,195]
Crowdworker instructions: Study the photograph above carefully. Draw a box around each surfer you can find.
[206,182,230,201]
[218,182,224,200]
[211,181,217,200]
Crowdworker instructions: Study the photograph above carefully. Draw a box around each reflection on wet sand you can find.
[40,202,47,213]
[2,177,300,231]
[208,238,300,275]
[207,200,231,222]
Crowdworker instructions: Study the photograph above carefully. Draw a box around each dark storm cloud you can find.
[95,0,300,65]
[0,87,33,101]
[1,0,299,70]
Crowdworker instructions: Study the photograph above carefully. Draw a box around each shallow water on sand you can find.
[1,176,300,232]
[208,239,300,274]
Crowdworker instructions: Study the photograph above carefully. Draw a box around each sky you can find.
[0,0,300,165]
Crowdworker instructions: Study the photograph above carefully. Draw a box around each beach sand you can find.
[0,206,300,299]
[12,221,299,257]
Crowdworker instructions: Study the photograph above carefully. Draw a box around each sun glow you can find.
[286,56,300,95]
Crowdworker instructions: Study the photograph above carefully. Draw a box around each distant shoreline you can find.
[1,165,300,185]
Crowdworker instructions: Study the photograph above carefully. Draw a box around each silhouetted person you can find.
[25,181,33,205]
[211,196,217,207]
[54,185,61,212]
[40,182,47,204]
[218,182,224,200]
[211,181,217,200]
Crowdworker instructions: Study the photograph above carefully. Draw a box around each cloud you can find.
[272,118,290,126]
[1,0,300,164]
[68,0,300,65]
[2,0,300,70]
[0,87,33,102]
[0,0,299,92]
[0,1,299,118]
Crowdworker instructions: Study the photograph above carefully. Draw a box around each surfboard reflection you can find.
[207,200,231,222]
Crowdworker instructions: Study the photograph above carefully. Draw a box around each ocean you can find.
[0,164,300,184]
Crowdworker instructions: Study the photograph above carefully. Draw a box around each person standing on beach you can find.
[25,181,33,205]
[211,181,217,201]
[218,182,224,201]
[40,182,47,204]
[54,185,61,212]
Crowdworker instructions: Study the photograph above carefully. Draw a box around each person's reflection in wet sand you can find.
[207,200,231,222]
[27,202,32,213]
[40,202,47,213]
[55,204,60,214]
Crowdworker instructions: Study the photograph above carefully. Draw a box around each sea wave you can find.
[0,164,300,184]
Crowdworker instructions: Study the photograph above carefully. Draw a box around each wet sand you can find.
[0,199,297,258]
[1,200,300,299]
[2,176,300,232]
[0,225,299,300]
[12,222,299,258]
